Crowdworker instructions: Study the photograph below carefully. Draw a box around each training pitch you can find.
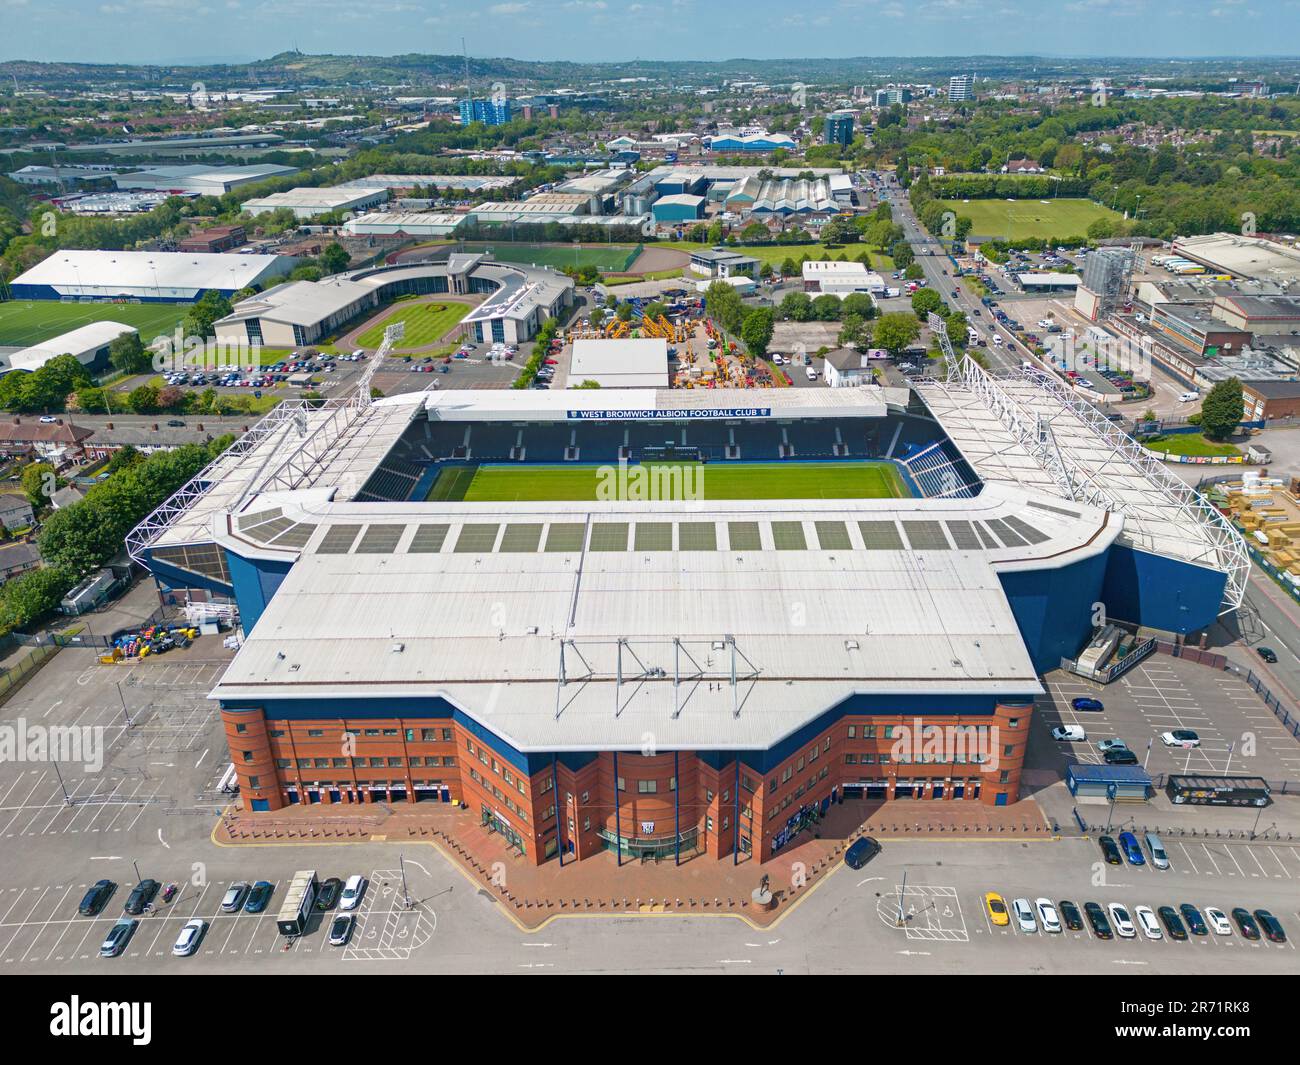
[936,198,1120,241]
[0,300,190,347]
[427,461,908,502]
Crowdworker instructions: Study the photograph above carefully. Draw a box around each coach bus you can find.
[1165,774,1271,808]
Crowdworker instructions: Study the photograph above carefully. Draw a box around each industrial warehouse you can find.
[125,343,1248,867]
[8,249,295,301]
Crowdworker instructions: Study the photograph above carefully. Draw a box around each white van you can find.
[1050,725,1086,742]
[805,365,819,381]
[1178,391,1200,403]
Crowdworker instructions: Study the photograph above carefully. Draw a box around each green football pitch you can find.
[427,462,908,502]
[0,300,191,347]
[935,197,1120,242]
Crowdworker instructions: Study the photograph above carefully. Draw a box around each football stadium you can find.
[128,339,1248,866]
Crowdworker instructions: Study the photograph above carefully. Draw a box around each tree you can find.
[873,312,922,355]
[911,288,943,316]
[319,242,350,274]
[740,307,775,357]
[903,263,924,281]
[109,332,151,375]
[890,241,914,269]
[1200,377,1243,441]
[778,290,813,322]
[21,462,58,508]
[838,313,872,349]
[840,292,877,320]
[126,384,161,414]
[0,567,75,636]
[811,294,843,321]
[182,290,233,339]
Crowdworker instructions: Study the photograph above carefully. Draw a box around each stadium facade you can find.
[128,336,1247,866]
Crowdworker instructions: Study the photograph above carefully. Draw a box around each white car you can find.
[1011,897,1037,933]
[339,874,367,911]
[1135,905,1163,940]
[1160,730,1200,748]
[1205,907,1233,936]
[328,913,355,946]
[39,415,58,423]
[172,919,206,957]
[1178,390,1199,402]
[1050,725,1086,742]
[805,366,819,381]
[772,353,785,365]
[1035,897,1062,933]
[1096,738,1128,753]
[1108,903,1137,939]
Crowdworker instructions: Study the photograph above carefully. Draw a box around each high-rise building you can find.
[948,75,975,102]
[459,97,512,127]
[874,86,912,108]
[823,111,855,148]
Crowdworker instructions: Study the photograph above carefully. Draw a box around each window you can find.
[269,729,285,738]
[583,817,591,832]
[235,723,247,734]
[1008,718,1020,729]
[248,775,260,788]
[307,729,323,738]
[275,759,290,769]
[617,776,626,791]
[442,728,453,742]
[241,750,253,763]
[580,790,589,804]
[405,729,416,742]
[669,777,677,792]
[847,725,856,738]
[421,729,438,741]
[999,770,1010,784]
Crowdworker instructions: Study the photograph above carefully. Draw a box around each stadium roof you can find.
[208,480,1110,749]
[11,250,289,293]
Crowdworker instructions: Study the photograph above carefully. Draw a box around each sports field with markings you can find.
[427,461,908,502]
[0,300,190,346]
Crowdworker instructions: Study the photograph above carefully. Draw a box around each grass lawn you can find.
[1141,433,1240,458]
[936,198,1121,241]
[456,241,640,272]
[428,461,908,503]
[0,300,190,347]
[660,242,893,273]
[355,301,469,349]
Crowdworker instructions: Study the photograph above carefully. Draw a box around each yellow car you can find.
[985,892,1010,927]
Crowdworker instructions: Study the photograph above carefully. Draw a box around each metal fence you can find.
[0,640,63,705]
[1157,639,1300,743]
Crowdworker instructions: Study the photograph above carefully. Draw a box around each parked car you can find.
[1050,725,1086,742]
[1179,903,1208,936]
[1118,832,1146,866]
[1035,898,1062,933]
[1257,646,1278,664]
[123,879,159,915]
[339,874,367,911]
[172,919,206,957]
[328,913,355,947]
[220,882,250,913]
[1161,729,1200,748]
[1254,909,1286,943]
[1135,905,1163,940]
[985,892,1010,927]
[1071,697,1104,712]
[1059,900,1083,931]
[1096,738,1128,753]
[844,836,881,869]
[100,918,138,958]
[1205,907,1233,936]
[1084,902,1113,939]
[1145,833,1170,870]
[1231,908,1260,940]
[244,881,274,913]
[316,877,343,910]
[1011,897,1037,933]
[1157,906,1188,941]
[1108,903,1137,938]
[1105,747,1139,766]
[1099,835,1123,865]
[78,879,114,917]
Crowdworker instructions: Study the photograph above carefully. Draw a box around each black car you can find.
[1179,903,1208,937]
[78,879,115,917]
[844,836,882,870]
[1157,906,1188,941]
[1059,900,1084,932]
[244,881,274,914]
[316,877,343,911]
[1084,901,1113,939]
[1254,909,1287,943]
[1257,646,1279,664]
[123,879,160,915]
[1231,907,1261,940]
[1098,835,1123,865]
[166,419,186,428]
[1104,747,1139,766]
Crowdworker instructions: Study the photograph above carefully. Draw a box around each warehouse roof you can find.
[569,338,669,388]
[8,321,136,372]
[11,249,288,292]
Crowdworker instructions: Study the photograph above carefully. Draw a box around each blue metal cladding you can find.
[142,550,234,599]
[224,550,293,633]
[998,549,1110,673]
[1101,544,1226,635]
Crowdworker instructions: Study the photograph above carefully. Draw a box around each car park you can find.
[1059,900,1083,931]
[1084,902,1113,939]
[1145,833,1170,870]
[221,882,250,913]
[1231,908,1260,940]
[1011,897,1037,933]
[317,877,343,910]
[1254,909,1286,943]
[1157,906,1188,941]
[985,892,1010,927]
[1099,835,1123,865]
[1050,725,1086,742]
[78,879,114,917]
[328,913,355,946]
[1135,906,1163,940]
[339,874,367,911]
[100,918,138,958]
[245,881,274,913]
[1118,832,1146,866]
[1108,904,1137,939]
[1071,697,1104,712]
[844,836,881,869]
[1035,898,1062,933]
[1160,729,1200,748]
[172,919,206,957]
[123,879,159,915]
[1205,907,1233,936]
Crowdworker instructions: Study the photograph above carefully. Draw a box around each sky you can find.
[2,0,1298,65]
